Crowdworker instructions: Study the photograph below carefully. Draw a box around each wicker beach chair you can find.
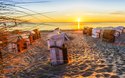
[102,29,116,42]
[0,34,8,46]
[33,29,41,39]
[123,27,125,34]
[21,34,30,46]
[29,31,35,44]
[112,27,120,37]
[92,27,102,38]
[49,33,68,65]
[117,26,124,34]
[17,36,27,52]
[87,28,93,36]
[29,35,34,45]
[47,29,69,50]
[83,27,88,34]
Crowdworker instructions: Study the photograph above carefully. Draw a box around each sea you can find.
[3,22,125,31]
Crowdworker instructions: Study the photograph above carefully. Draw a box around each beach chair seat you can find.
[102,29,116,42]
[49,33,67,65]
[87,28,93,36]
[83,27,88,34]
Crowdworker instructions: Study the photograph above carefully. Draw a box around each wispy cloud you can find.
[82,11,125,16]
[83,13,100,15]
[108,11,125,16]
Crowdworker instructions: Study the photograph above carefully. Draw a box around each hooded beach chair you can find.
[117,26,124,34]
[47,29,70,50]
[17,36,27,52]
[92,27,102,38]
[21,34,30,46]
[102,29,116,42]
[49,33,68,65]
[123,27,125,34]
[87,28,93,36]
[83,27,88,34]
[0,34,8,46]
[33,29,41,39]
[29,31,35,44]
[101,27,109,38]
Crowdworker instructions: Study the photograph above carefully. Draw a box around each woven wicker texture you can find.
[102,29,116,42]
[87,28,93,36]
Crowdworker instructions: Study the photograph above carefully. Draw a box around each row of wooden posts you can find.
[0,29,41,62]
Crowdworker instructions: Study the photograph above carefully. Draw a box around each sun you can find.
[77,19,80,22]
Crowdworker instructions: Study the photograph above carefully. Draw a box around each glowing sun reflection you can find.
[77,19,80,29]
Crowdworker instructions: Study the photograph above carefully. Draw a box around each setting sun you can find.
[77,19,81,22]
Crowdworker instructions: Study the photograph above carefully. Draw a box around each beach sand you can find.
[0,30,125,78]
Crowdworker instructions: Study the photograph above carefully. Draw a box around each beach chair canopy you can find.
[53,29,62,34]
[49,33,65,48]
[29,31,35,34]
[47,32,58,40]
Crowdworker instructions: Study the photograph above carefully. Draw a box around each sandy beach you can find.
[0,30,125,78]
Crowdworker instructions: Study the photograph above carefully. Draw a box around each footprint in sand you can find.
[91,65,98,70]
[110,75,120,78]
[95,68,107,73]
[103,67,112,72]
[100,60,105,63]
[95,73,104,77]
[79,64,88,70]
[85,68,94,72]
[103,73,110,77]
[98,64,106,67]
[107,65,114,68]
[81,71,94,77]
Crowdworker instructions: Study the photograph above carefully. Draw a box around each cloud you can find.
[82,11,125,16]
[83,13,100,15]
[108,11,125,15]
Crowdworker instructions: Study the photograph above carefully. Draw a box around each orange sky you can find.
[26,14,125,23]
[13,0,125,23]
